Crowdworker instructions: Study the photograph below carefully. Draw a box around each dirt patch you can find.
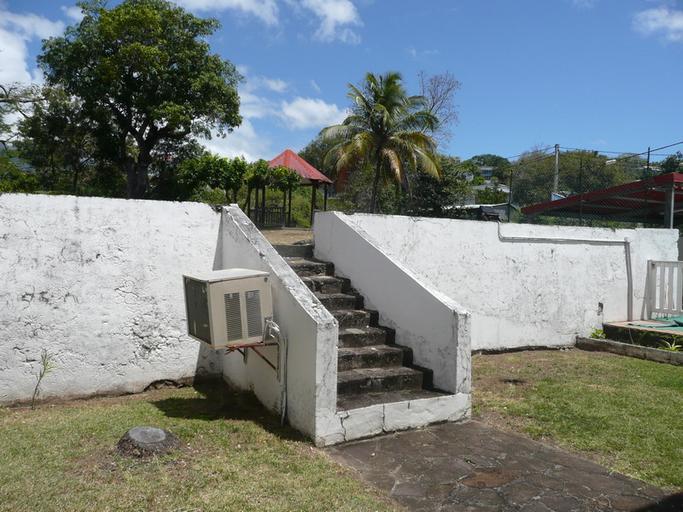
[261,228,312,245]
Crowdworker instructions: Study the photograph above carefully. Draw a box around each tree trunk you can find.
[370,157,382,213]
[127,151,151,199]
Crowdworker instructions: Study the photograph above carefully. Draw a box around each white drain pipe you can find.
[497,223,633,321]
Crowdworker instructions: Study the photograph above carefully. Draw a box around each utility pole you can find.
[646,146,651,177]
[553,143,560,197]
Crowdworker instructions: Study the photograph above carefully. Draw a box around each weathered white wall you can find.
[217,206,338,443]
[333,213,678,351]
[0,194,222,404]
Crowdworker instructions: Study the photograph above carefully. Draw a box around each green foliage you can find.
[659,152,682,174]
[321,71,440,212]
[590,328,606,339]
[268,165,300,191]
[299,135,337,180]
[469,153,511,180]
[658,337,681,352]
[38,0,241,198]
[403,155,476,216]
[245,159,271,189]
[476,186,508,204]
[0,154,39,193]
[512,149,643,207]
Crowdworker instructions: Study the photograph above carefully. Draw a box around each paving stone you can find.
[327,421,682,512]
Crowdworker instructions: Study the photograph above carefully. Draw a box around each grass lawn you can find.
[473,349,683,490]
[0,383,397,512]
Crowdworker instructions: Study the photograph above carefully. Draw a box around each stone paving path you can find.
[327,421,682,511]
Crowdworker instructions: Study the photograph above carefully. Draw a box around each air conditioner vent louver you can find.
[224,292,243,341]
[245,290,263,338]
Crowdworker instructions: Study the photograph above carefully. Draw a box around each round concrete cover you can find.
[117,426,181,458]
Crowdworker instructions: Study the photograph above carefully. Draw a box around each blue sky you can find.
[1,0,682,162]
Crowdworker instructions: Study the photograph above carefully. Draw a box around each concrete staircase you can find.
[274,243,446,411]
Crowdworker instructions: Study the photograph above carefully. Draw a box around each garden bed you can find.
[603,320,683,352]
[577,336,683,366]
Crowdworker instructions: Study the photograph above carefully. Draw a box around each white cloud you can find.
[298,0,361,43]
[262,77,288,92]
[280,97,346,129]
[240,91,277,119]
[203,118,272,161]
[634,6,683,42]
[310,79,321,93]
[174,0,279,25]
[60,5,84,22]
[407,46,439,59]
[0,10,65,84]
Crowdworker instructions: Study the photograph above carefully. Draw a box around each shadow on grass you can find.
[151,379,304,442]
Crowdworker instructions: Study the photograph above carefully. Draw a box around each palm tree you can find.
[322,72,441,213]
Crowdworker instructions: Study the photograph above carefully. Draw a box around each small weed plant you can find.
[31,349,56,409]
[659,338,682,352]
[590,328,606,339]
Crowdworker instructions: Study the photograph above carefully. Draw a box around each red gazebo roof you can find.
[268,149,333,185]
[521,172,683,225]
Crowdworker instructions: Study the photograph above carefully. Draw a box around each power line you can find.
[559,146,682,158]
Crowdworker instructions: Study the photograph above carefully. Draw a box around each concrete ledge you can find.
[315,393,471,446]
[576,337,683,366]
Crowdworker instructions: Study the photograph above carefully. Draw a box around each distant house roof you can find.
[268,149,333,185]
[521,171,683,226]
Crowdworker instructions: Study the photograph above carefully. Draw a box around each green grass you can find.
[473,350,683,490]
[0,383,397,512]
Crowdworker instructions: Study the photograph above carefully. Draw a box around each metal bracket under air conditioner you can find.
[225,340,281,380]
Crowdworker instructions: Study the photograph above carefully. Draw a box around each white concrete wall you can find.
[0,194,222,404]
[313,212,471,396]
[218,206,338,443]
[330,213,678,351]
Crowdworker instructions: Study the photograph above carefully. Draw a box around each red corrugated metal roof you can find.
[521,172,683,225]
[268,149,333,184]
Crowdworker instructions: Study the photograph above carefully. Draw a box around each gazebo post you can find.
[323,184,328,211]
[281,188,286,227]
[246,187,252,219]
[287,186,293,226]
[261,185,266,226]
[310,182,318,225]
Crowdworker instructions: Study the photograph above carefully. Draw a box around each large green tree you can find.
[322,72,440,213]
[16,87,100,194]
[38,0,242,199]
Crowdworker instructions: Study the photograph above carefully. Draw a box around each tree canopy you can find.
[322,71,440,212]
[38,0,242,198]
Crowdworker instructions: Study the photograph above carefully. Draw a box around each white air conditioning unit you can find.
[183,268,273,349]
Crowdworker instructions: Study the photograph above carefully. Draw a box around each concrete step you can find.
[332,309,377,329]
[337,389,449,411]
[274,243,313,258]
[301,275,350,294]
[339,327,387,347]
[316,292,362,311]
[286,258,334,277]
[337,366,424,395]
[338,345,404,371]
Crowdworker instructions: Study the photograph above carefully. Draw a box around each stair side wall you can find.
[313,212,472,399]
[218,206,339,441]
